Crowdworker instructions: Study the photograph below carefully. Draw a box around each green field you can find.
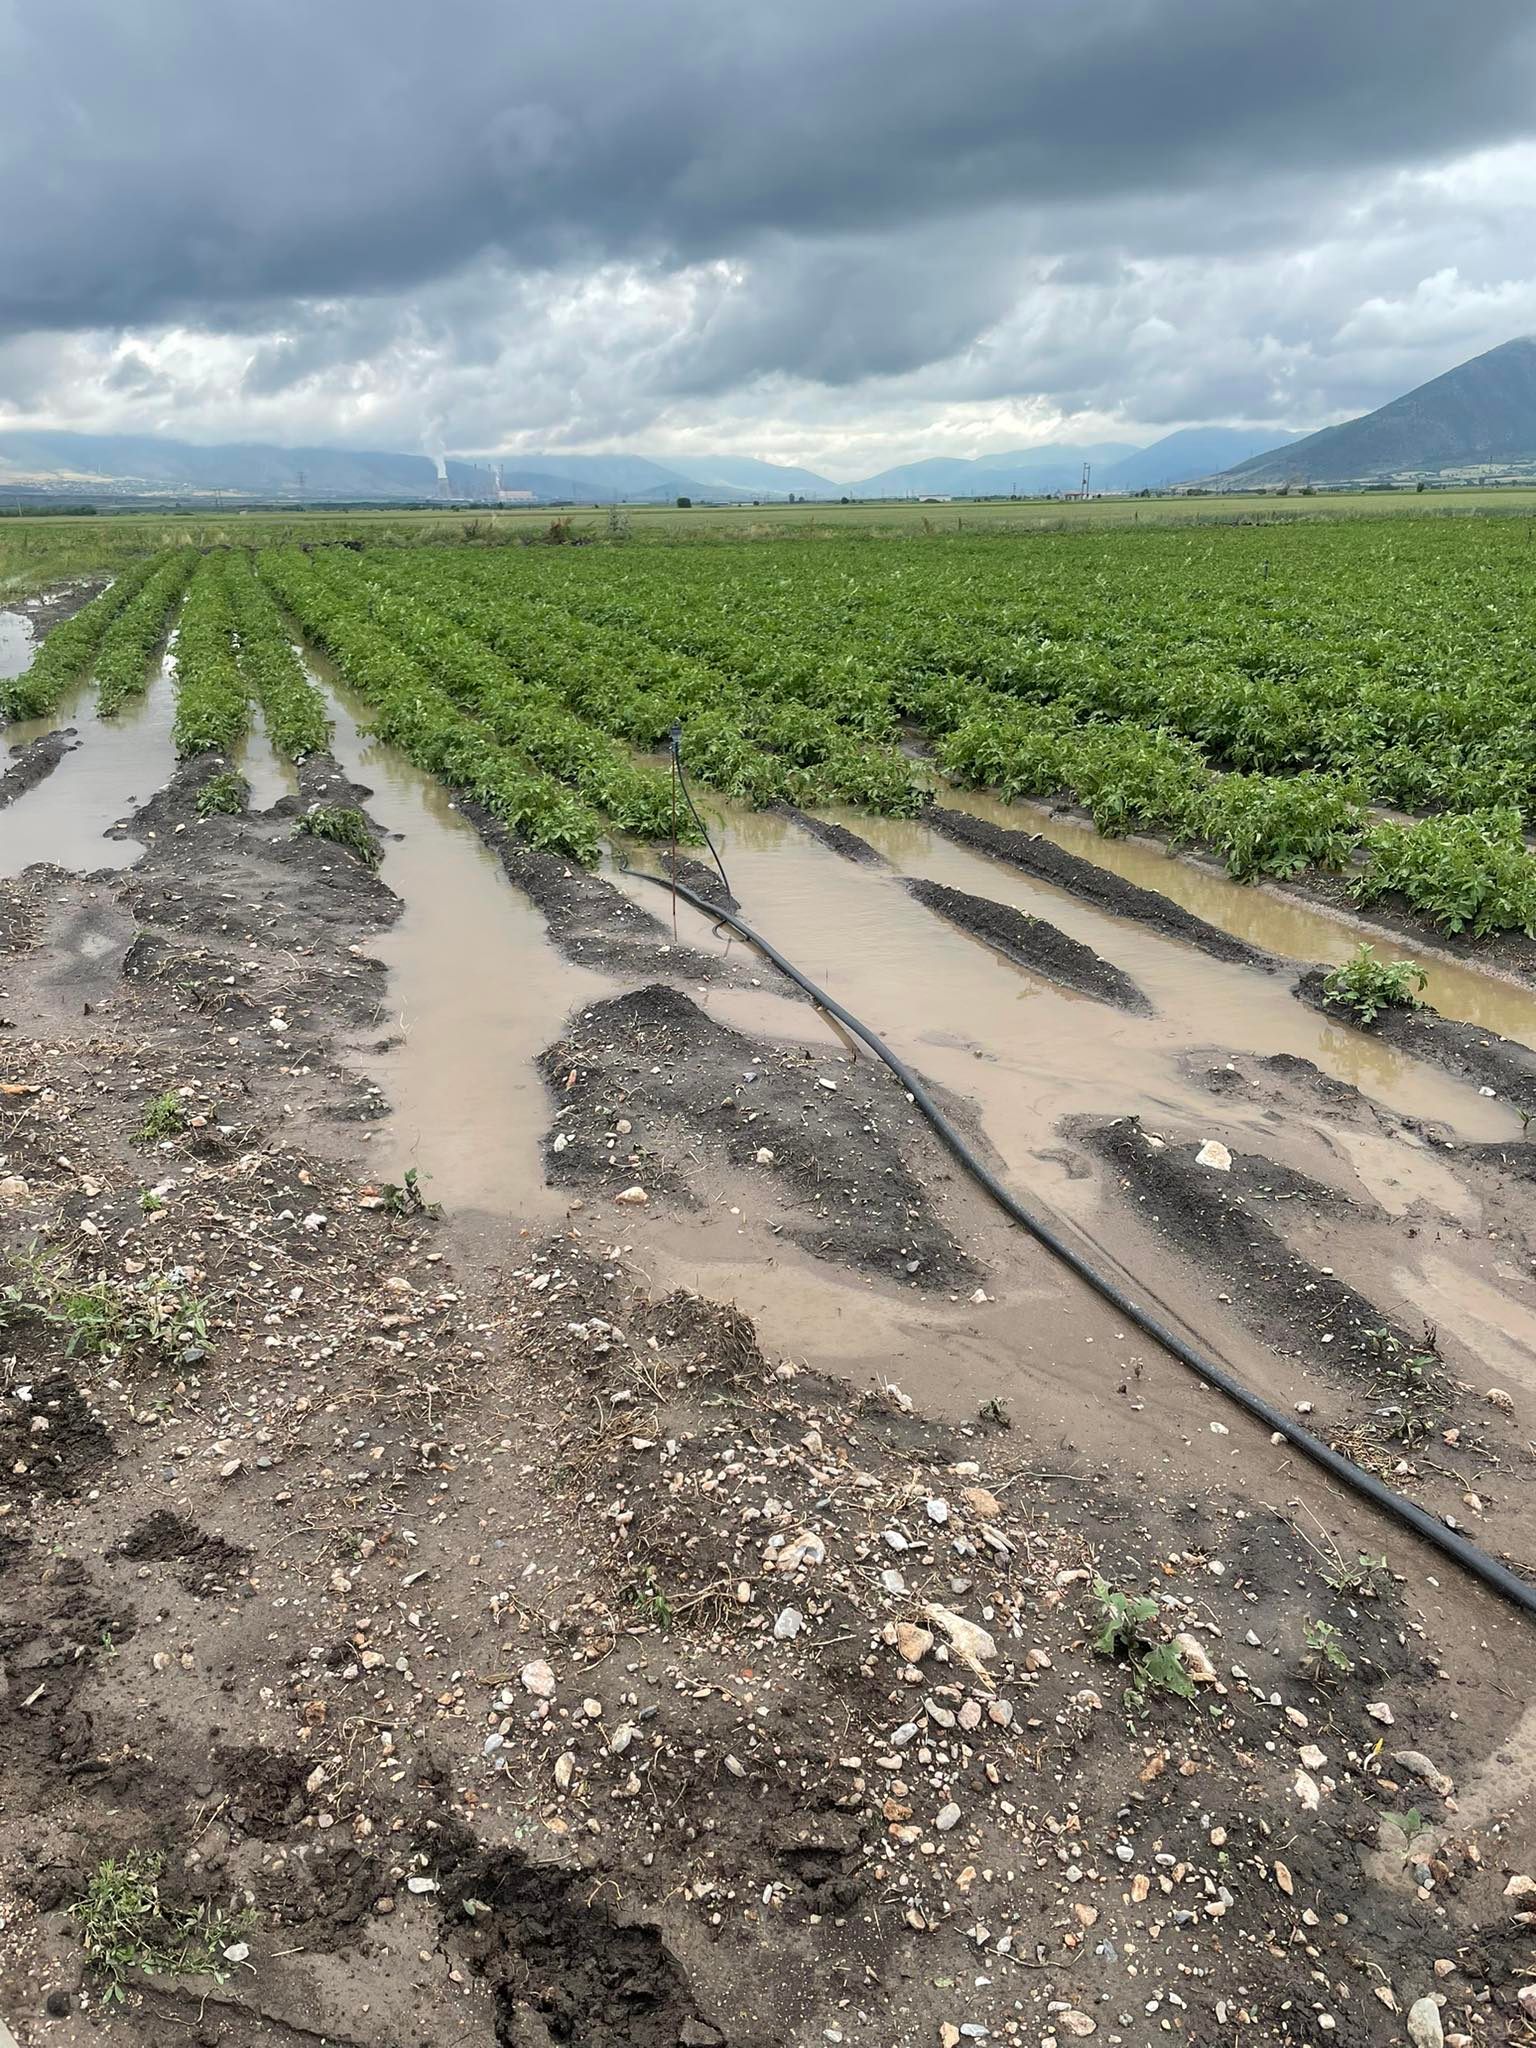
[7,510,1536,934]
[5,483,1536,599]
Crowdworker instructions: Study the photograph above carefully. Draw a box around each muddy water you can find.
[237,705,297,811]
[316,674,604,1227]
[0,656,178,877]
[938,784,1536,1040]
[0,609,35,680]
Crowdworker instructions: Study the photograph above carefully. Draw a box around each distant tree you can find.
[676,496,692,509]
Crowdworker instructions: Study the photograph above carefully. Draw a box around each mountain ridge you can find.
[1217,336,1536,486]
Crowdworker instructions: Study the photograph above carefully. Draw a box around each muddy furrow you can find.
[905,874,1152,1012]
[1296,965,1536,1114]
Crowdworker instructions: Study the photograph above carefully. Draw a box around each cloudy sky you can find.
[3,0,1536,477]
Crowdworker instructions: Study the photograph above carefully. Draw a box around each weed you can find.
[136,1090,188,1144]
[1322,1551,1392,1599]
[7,1248,208,1364]
[1089,1576,1196,1707]
[1301,1617,1353,1679]
[1321,944,1428,1025]
[295,803,380,869]
[624,1571,674,1631]
[195,771,249,817]
[378,1167,439,1217]
[74,1851,240,2003]
[139,1189,166,1214]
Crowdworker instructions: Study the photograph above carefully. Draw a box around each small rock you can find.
[1393,1750,1453,1797]
[776,1529,826,1571]
[935,1802,961,1832]
[1059,2014,1097,2038]
[1294,1771,1321,1812]
[520,1659,556,1699]
[1171,1632,1217,1684]
[218,1457,242,1480]
[1486,1387,1516,1413]
[406,1876,439,1895]
[925,1497,949,1525]
[921,1603,996,1679]
[754,1147,775,1166]
[773,1606,804,1640]
[0,1176,30,1201]
[1503,1874,1536,1900]
[1195,1140,1232,1172]
[1407,1996,1444,2048]
[960,1485,1001,1520]
[895,1623,934,1666]
[554,1752,576,1790]
[1299,1744,1327,1770]
[1367,1701,1396,1726]
[613,1185,649,1206]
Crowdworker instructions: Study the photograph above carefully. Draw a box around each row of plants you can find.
[302,550,679,836]
[363,547,925,814]
[225,549,330,756]
[172,552,249,758]
[95,551,197,714]
[0,556,163,719]
[254,549,603,862]
[428,530,1536,933]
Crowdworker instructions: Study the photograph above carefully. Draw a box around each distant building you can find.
[498,488,536,503]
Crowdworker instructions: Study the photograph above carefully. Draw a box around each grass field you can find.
[4,484,1536,598]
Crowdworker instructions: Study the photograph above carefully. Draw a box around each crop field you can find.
[8,507,1536,2043]
[8,516,1536,935]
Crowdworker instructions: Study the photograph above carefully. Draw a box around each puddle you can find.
[935,784,1536,1042]
[238,705,297,812]
[316,670,605,1228]
[0,657,178,877]
[0,609,36,681]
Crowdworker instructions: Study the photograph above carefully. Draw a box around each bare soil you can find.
[0,740,1533,2048]
[0,733,72,812]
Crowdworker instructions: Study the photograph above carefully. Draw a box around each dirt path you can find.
[0,727,1534,2044]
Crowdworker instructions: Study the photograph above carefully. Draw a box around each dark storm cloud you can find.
[3,0,1535,340]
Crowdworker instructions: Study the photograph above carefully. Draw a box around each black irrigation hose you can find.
[632,868,1536,1623]
[668,723,734,902]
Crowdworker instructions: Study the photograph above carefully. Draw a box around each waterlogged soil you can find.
[1,668,1536,2041]
[905,875,1152,1013]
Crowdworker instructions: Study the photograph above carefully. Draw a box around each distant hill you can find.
[1217,337,1536,487]
[1100,426,1301,492]
[849,445,1136,497]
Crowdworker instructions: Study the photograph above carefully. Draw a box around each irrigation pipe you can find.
[631,867,1536,1622]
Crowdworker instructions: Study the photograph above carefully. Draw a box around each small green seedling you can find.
[1089,1576,1196,1707]
[1321,944,1427,1026]
[379,1167,439,1218]
[1302,1616,1354,1679]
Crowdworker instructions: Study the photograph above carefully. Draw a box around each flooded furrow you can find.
[935,782,1536,1036]
[313,665,606,1231]
[0,608,36,680]
[0,653,179,877]
[236,702,298,811]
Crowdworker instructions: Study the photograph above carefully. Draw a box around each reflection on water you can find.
[0,610,36,681]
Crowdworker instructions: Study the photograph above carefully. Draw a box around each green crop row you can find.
[173,553,249,758]
[226,550,330,757]
[96,552,197,714]
[255,549,602,863]
[0,557,165,719]
[361,548,924,814]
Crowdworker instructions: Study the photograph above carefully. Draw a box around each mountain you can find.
[849,444,1138,497]
[1100,427,1301,492]
[1216,337,1536,487]
[664,454,840,497]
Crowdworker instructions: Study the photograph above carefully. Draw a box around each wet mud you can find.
[0,729,71,810]
[905,873,1152,1011]
[928,803,1275,966]
[541,981,976,1288]
[773,801,889,865]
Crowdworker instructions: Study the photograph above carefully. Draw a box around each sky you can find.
[3,0,1536,480]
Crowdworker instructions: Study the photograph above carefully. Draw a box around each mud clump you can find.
[0,730,72,811]
[906,874,1152,1011]
[928,806,1275,967]
[1080,1114,1425,1383]
[657,848,739,911]
[451,1848,705,2048]
[116,1510,252,1597]
[542,982,976,1288]
[773,803,889,865]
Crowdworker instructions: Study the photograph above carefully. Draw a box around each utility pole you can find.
[1081,462,1092,500]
